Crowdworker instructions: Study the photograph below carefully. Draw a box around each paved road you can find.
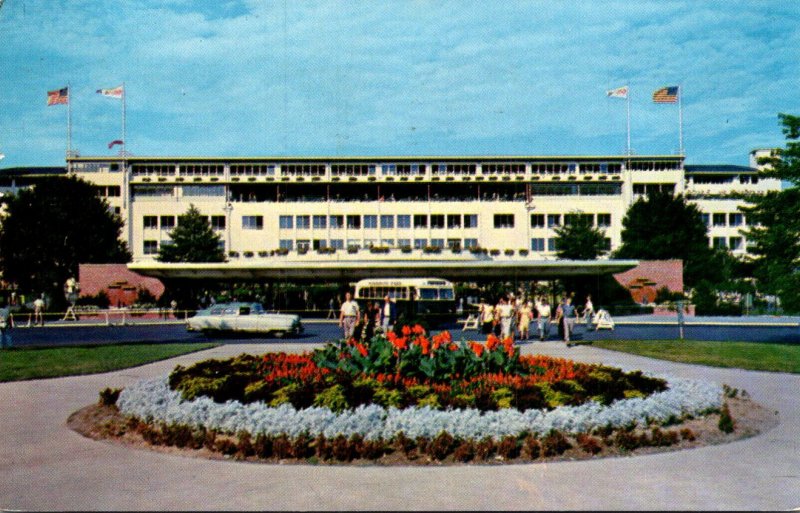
[6,316,800,348]
[0,341,797,510]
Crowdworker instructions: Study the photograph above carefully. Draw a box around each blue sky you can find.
[1,0,798,169]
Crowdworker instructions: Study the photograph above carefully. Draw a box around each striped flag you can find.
[653,86,679,103]
[606,85,629,99]
[96,85,124,99]
[47,87,69,106]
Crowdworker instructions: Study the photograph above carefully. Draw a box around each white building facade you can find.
[66,152,779,264]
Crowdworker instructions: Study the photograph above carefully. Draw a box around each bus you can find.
[354,277,457,327]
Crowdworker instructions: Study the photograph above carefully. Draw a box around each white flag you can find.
[606,85,629,99]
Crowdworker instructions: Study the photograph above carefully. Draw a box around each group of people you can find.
[478,293,595,346]
[338,291,398,341]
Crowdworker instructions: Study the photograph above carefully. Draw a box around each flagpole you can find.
[626,84,631,156]
[678,84,684,155]
[67,82,72,158]
[122,81,126,156]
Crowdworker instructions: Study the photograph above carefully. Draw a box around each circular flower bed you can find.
[104,327,728,463]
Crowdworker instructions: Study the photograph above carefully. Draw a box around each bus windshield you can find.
[417,287,455,300]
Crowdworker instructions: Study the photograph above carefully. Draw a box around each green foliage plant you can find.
[157,204,226,263]
[554,210,609,260]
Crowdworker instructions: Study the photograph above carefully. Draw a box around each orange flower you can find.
[412,324,426,335]
[470,342,485,357]
[448,343,459,351]
[392,336,408,351]
[418,336,431,356]
[402,325,412,336]
[486,334,500,351]
[355,343,368,357]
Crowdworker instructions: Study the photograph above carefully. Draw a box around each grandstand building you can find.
[64,151,777,268]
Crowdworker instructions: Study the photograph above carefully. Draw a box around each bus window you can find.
[419,288,439,300]
[439,288,454,300]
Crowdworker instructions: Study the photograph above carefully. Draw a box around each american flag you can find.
[47,87,69,106]
[652,86,679,103]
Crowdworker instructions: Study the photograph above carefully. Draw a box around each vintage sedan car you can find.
[187,302,303,338]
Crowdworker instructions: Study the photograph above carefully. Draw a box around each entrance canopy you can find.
[128,258,639,282]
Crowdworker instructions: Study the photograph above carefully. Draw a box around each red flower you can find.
[470,342,485,357]
[355,343,368,357]
[486,334,500,351]
[402,325,412,336]
[391,336,408,351]
[418,336,431,356]
[412,324,426,335]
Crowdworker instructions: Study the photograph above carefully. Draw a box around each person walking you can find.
[517,300,533,342]
[0,298,14,349]
[495,296,513,339]
[582,294,595,331]
[536,297,551,341]
[561,296,578,346]
[326,297,336,319]
[380,294,397,334]
[478,298,494,334]
[339,291,360,340]
[33,293,45,327]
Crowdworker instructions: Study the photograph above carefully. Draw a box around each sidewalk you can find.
[0,342,798,510]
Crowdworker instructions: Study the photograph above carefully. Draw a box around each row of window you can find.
[128,161,669,177]
[94,185,121,197]
[142,212,613,232]
[275,214,480,230]
[702,213,746,227]
[712,236,745,250]
[142,215,226,230]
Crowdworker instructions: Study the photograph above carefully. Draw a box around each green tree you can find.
[613,191,722,287]
[553,211,608,259]
[157,204,225,263]
[0,175,130,306]
[742,113,800,312]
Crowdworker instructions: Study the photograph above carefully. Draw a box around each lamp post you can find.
[223,199,233,253]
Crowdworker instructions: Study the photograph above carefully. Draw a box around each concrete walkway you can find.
[1,342,798,511]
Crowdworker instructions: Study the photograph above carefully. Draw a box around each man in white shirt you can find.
[339,291,360,339]
[495,296,514,339]
[536,298,552,341]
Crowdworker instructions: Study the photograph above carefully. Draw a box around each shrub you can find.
[452,440,475,462]
[359,439,388,460]
[272,434,293,459]
[474,437,495,461]
[236,431,254,458]
[497,436,520,459]
[718,402,735,433]
[213,437,237,456]
[523,436,541,459]
[613,430,641,452]
[203,429,218,451]
[428,431,455,461]
[679,428,696,442]
[165,423,194,448]
[649,428,679,447]
[253,434,274,459]
[394,432,416,458]
[314,434,332,460]
[331,434,353,461]
[292,433,314,459]
[541,430,572,456]
[576,433,602,454]
[98,387,121,406]
[313,384,349,413]
[373,387,404,408]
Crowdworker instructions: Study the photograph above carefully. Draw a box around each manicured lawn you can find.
[0,342,219,382]
[591,339,800,374]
